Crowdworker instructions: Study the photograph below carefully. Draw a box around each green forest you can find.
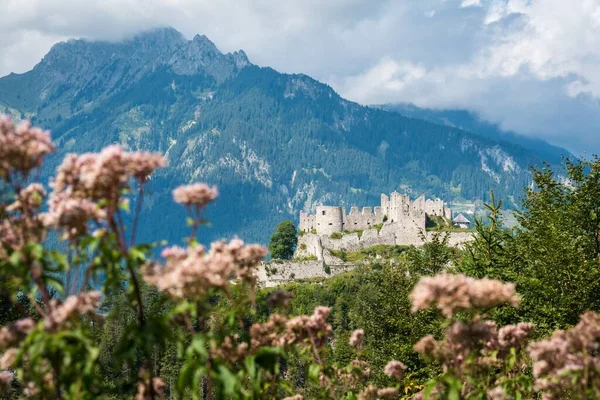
[2,116,600,399]
[0,29,568,246]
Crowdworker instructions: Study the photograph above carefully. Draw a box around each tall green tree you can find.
[457,159,600,334]
[268,220,297,260]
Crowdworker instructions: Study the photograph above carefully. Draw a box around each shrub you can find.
[329,232,343,239]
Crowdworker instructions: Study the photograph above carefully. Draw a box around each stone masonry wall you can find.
[257,260,355,288]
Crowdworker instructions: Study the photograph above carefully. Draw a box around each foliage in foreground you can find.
[1,116,600,399]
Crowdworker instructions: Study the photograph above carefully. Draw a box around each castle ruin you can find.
[259,192,472,287]
[299,192,452,235]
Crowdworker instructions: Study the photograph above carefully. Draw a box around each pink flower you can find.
[126,152,166,182]
[498,322,534,350]
[349,329,365,348]
[44,291,101,331]
[384,360,406,380]
[0,348,18,369]
[0,318,35,349]
[42,193,106,240]
[173,183,218,207]
[414,335,439,357]
[0,116,53,178]
[7,183,45,212]
[528,311,600,396]
[377,387,399,399]
[142,240,266,299]
[358,385,378,400]
[0,371,14,391]
[410,273,520,317]
[135,373,165,400]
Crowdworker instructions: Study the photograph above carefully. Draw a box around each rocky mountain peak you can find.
[231,50,250,69]
[169,33,251,81]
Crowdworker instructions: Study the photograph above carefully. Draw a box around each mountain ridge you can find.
[378,103,571,164]
[0,27,562,244]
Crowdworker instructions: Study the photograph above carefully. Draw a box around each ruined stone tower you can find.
[314,206,344,235]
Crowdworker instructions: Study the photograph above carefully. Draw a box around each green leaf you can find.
[218,365,238,396]
[308,364,321,383]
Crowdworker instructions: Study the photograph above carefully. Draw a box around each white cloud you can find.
[0,0,599,153]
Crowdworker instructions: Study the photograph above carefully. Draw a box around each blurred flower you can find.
[377,387,399,399]
[0,371,14,392]
[142,239,266,299]
[42,193,106,240]
[0,318,35,349]
[410,273,520,317]
[126,152,166,182]
[173,183,218,207]
[0,348,18,369]
[358,385,378,400]
[488,386,508,400]
[349,329,364,348]
[7,183,45,212]
[135,376,165,400]
[384,360,406,380]
[498,322,534,350]
[44,291,101,331]
[267,289,293,308]
[528,311,600,396]
[0,116,53,178]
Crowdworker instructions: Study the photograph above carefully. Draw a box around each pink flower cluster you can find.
[43,146,165,238]
[7,183,45,213]
[0,371,13,392]
[42,193,107,240]
[528,311,600,397]
[0,116,53,178]
[142,239,267,299]
[358,385,398,400]
[44,291,101,331]
[52,145,165,202]
[0,318,35,350]
[410,273,520,317]
[349,329,364,348]
[172,183,218,207]
[209,334,250,365]
[248,307,333,351]
[0,348,18,369]
[414,319,533,369]
[383,360,406,380]
[135,376,165,400]
[284,306,333,348]
[0,220,21,257]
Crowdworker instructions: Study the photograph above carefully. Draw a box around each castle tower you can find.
[315,206,344,235]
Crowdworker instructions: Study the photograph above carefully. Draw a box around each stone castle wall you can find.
[257,260,355,288]
[295,224,473,260]
[299,192,451,235]
[258,229,474,287]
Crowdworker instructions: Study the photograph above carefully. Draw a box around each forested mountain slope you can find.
[0,27,558,243]
[379,103,571,165]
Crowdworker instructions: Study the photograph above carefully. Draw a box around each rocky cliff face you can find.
[0,27,563,244]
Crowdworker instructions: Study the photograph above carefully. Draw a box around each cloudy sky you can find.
[1,0,599,154]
